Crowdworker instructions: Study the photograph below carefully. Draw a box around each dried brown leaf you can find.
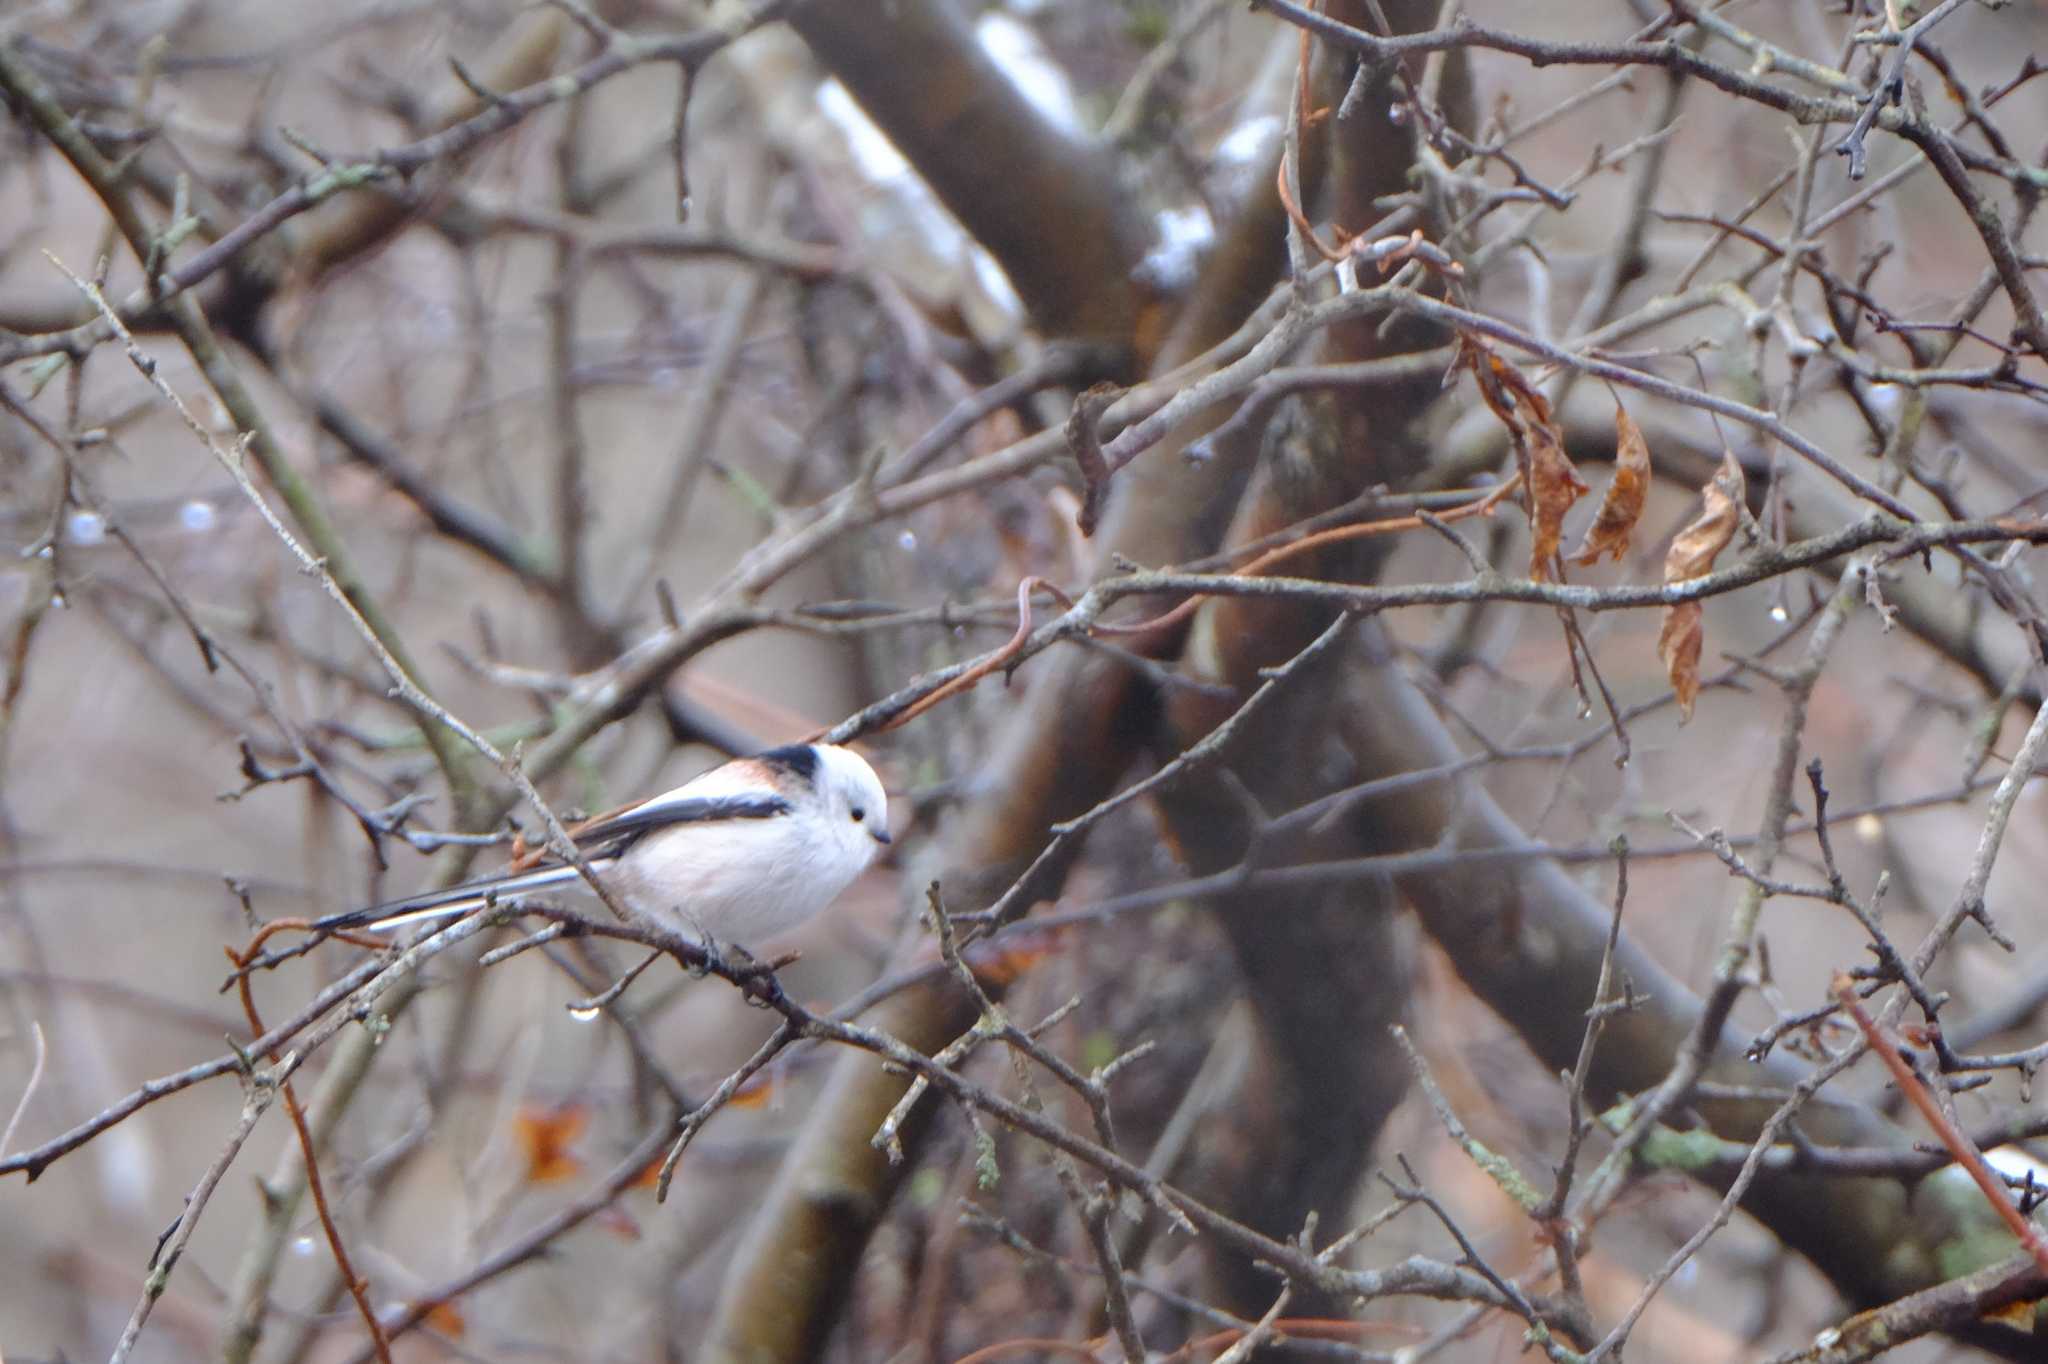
[422,1302,467,1340]
[513,1103,588,1185]
[1657,603,1705,722]
[1572,402,1651,566]
[1458,333,1552,426]
[1658,450,1747,721]
[728,1074,780,1110]
[1665,449,1745,583]
[1455,332,1585,581]
[1528,423,1589,581]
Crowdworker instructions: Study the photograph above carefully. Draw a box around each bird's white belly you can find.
[604,817,860,946]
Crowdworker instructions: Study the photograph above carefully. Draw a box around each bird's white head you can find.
[792,743,891,864]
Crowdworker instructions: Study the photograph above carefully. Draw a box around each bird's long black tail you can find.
[313,863,590,932]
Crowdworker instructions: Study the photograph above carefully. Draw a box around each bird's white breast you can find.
[606,812,870,945]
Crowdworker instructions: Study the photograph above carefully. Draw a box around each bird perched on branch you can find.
[313,743,891,949]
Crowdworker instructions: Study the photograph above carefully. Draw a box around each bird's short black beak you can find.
[872,829,893,845]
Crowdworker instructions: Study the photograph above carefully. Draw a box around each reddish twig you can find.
[951,1337,1108,1364]
[876,578,1074,732]
[1831,973,2048,1275]
[1277,15,1349,263]
[226,932,397,1364]
[1093,473,1522,638]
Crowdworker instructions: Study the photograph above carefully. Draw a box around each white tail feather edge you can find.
[360,864,589,931]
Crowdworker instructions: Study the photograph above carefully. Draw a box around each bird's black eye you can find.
[850,806,866,823]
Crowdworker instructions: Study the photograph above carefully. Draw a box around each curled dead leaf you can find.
[1454,332,1551,432]
[513,1103,588,1185]
[1453,333,1586,581]
[1572,402,1651,566]
[422,1302,466,1340]
[1528,424,1589,581]
[1666,449,1745,582]
[970,936,1055,989]
[1657,602,1704,722]
[1658,450,1747,721]
[727,1074,778,1110]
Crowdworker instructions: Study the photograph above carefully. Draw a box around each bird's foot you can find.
[689,933,761,978]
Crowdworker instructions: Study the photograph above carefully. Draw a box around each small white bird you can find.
[313,743,892,948]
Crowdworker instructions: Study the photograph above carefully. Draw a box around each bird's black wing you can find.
[564,791,792,859]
